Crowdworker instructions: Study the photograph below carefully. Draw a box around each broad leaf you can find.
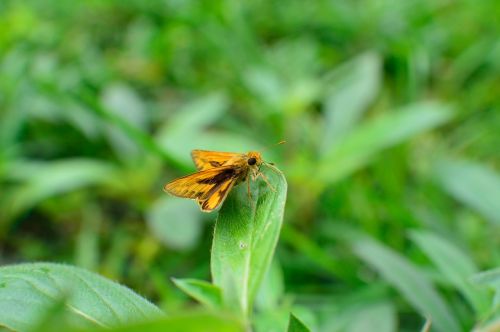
[0,263,162,331]
[211,164,287,317]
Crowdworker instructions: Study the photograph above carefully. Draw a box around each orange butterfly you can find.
[164,146,281,212]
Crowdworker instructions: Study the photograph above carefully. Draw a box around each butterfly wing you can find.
[191,150,240,171]
[164,166,240,207]
[198,177,237,211]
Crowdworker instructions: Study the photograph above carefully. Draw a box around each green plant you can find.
[0,165,290,332]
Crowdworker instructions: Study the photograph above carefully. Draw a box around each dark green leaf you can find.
[287,313,311,332]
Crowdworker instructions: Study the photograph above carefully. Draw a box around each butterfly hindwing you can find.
[191,150,240,171]
[164,166,240,206]
[198,177,237,211]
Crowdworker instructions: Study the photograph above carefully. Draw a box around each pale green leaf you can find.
[411,230,490,314]
[353,239,461,332]
[322,51,381,148]
[2,159,116,220]
[319,102,452,185]
[147,198,203,251]
[433,158,500,225]
[345,302,396,332]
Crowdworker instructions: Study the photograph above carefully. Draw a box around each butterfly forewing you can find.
[191,150,240,171]
[198,177,237,211]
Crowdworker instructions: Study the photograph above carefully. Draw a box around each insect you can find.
[163,144,282,212]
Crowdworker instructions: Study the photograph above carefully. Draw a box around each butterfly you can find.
[163,147,280,212]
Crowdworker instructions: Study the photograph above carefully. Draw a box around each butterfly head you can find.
[246,151,263,167]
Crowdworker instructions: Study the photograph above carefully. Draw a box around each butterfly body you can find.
[164,150,269,212]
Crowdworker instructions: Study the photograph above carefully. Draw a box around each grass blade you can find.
[353,238,461,332]
[433,158,500,226]
[411,230,490,314]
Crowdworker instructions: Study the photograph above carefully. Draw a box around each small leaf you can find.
[318,102,452,185]
[211,164,287,317]
[0,263,163,331]
[172,278,222,309]
[287,313,311,332]
[353,238,461,332]
[411,230,490,314]
[433,158,500,225]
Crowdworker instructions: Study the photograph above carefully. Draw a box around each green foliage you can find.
[353,237,460,332]
[0,263,162,331]
[287,313,311,332]
[1,0,499,331]
[211,165,287,318]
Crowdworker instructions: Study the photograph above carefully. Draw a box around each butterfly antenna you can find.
[261,140,286,152]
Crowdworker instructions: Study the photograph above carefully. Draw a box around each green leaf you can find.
[172,278,223,309]
[287,313,311,332]
[101,83,148,160]
[471,268,500,307]
[156,93,229,166]
[433,158,500,225]
[410,230,490,314]
[211,164,287,317]
[472,268,500,287]
[0,263,163,331]
[147,198,203,251]
[322,52,381,148]
[90,312,243,332]
[353,238,461,332]
[2,159,116,220]
[318,102,452,185]
[254,259,285,311]
[345,302,396,332]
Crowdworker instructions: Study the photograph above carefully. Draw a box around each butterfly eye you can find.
[247,157,257,165]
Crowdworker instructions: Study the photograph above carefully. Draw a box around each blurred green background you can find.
[1,0,499,331]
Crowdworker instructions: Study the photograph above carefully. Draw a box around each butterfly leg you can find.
[247,175,252,200]
[256,171,276,192]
